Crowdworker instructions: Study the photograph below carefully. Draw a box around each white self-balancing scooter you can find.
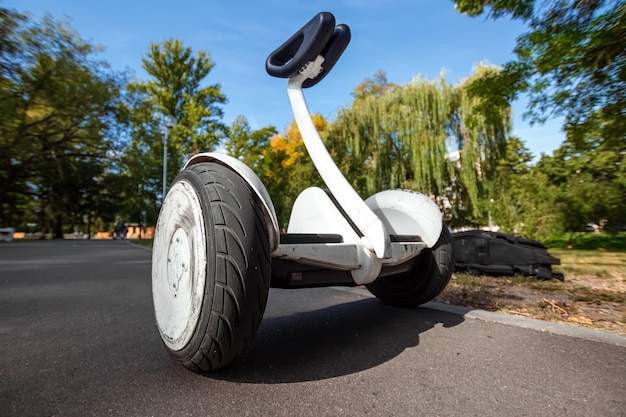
[152,11,455,372]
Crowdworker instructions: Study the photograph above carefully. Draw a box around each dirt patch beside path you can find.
[435,272,626,335]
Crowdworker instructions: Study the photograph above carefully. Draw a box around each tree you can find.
[479,136,556,237]
[262,115,328,227]
[534,134,625,239]
[0,8,124,236]
[352,70,397,103]
[328,67,512,222]
[128,39,227,200]
[225,115,277,173]
[115,87,164,225]
[480,137,530,232]
[454,0,625,147]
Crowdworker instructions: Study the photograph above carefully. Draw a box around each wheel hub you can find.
[152,179,207,351]
[167,228,191,297]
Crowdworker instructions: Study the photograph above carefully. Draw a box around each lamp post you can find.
[160,115,176,202]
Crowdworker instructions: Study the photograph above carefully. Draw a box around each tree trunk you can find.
[86,214,91,240]
[54,214,64,239]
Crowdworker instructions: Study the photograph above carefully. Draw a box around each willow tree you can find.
[328,67,511,222]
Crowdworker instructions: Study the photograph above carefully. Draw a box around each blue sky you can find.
[7,0,564,160]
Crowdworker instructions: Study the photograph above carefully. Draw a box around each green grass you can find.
[132,239,153,248]
[549,249,626,279]
[545,232,626,252]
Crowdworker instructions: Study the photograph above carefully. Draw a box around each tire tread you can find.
[170,163,270,371]
[366,224,455,307]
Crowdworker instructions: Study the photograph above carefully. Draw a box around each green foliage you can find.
[127,39,227,195]
[223,115,313,227]
[115,88,164,224]
[328,67,511,222]
[480,129,625,241]
[534,134,626,236]
[481,136,534,233]
[454,0,534,19]
[225,115,277,173]
[454,0,625,147]
[139,38,227,154]
[0,8,125,235]
[119,38,227,220]
[262,116,327,228]
[453,0,626,239]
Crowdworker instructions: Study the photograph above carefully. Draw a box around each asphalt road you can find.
[1,240,624,417]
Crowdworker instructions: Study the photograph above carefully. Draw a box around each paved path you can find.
[1,240,624,416]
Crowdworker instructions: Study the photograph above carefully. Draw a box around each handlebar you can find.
[266,12,351,88]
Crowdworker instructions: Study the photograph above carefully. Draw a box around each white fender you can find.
[184,152,280,252]
[365,190,443,248]
[287,187,359,240]
[283,186,382,285]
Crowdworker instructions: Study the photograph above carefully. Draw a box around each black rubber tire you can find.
[153,162,271,371]
[366,224,455,307]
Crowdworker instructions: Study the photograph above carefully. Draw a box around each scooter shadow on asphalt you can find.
[209,293,465,383]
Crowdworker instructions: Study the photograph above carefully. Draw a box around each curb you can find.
[332,286,626,348]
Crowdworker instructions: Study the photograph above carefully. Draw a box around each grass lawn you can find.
[546,232,626,251]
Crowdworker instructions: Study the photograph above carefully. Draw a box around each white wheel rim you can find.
[152,180,207,351]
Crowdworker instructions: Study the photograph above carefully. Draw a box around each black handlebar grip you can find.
[302,24,351,88]
[265,12,336,78]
